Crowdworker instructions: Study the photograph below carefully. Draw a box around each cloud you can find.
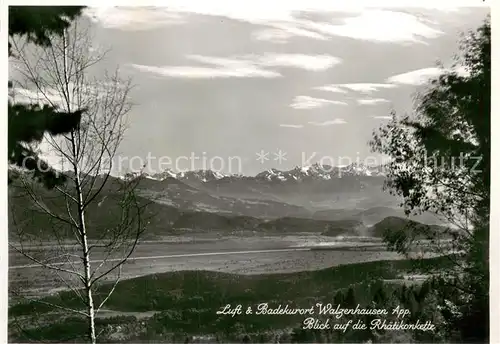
[85,7,187,30]
[386,67,443,85]
[308,119,347,126]
[357,98,390,105]
[386,65,470,85]
[313,85,348,93]
[255,54,341,71]
[129,53,340,79]
[252,25,328,43]
[295,9,444,44]
[291,96,348,109]
[129,64,280,79]
[372,116,392,120]
[10,87,65,107]
[252,29,291,44]
[191,53,340,71]
[187,55,247,66]
[279,124,304,128]
[10,83,117,108]
[340,83,397,93]
[86,5,448,44]
[315,83,396,94]
[129,57,281,79]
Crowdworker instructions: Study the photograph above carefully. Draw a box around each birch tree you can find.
[9,21,147,343]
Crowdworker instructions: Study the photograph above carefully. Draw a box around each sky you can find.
[11,4,491,176]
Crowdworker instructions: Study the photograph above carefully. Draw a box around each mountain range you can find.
[8,163,447,240]
[134,163,397,214]
[144,162,387,183]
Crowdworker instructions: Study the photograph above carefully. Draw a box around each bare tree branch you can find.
[9,23,143,344]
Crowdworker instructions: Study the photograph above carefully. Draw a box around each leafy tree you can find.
[333,289,344,305]
[406,290,419,316]
[9,6,84,53]
[370,17,490,342]
[372,285,387,305]
[8,6,85,188]
[291,327,315,343]
[344,286,357,308]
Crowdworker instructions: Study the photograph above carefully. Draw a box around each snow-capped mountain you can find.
[177,169,226,182]
[139,163,385,184]
[256,163,341,182]
[338,163,387,177]
[146,169,178,181]
[134,163,392,217]
[145,169,226,182]
[8,163,397,221]
[255,168,286,181]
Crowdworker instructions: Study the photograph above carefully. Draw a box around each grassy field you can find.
[9,255,454,342]
[9,235,405,298]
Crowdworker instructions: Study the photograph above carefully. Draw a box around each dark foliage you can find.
[8,6,85,54]
[8,6,85,188]
[10,257,454,342]
[370,17,490,343]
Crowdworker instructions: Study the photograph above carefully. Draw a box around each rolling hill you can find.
[9,167,448,240]
[368,216,453,241]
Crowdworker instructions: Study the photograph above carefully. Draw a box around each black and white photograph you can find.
[5,2,492,343]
